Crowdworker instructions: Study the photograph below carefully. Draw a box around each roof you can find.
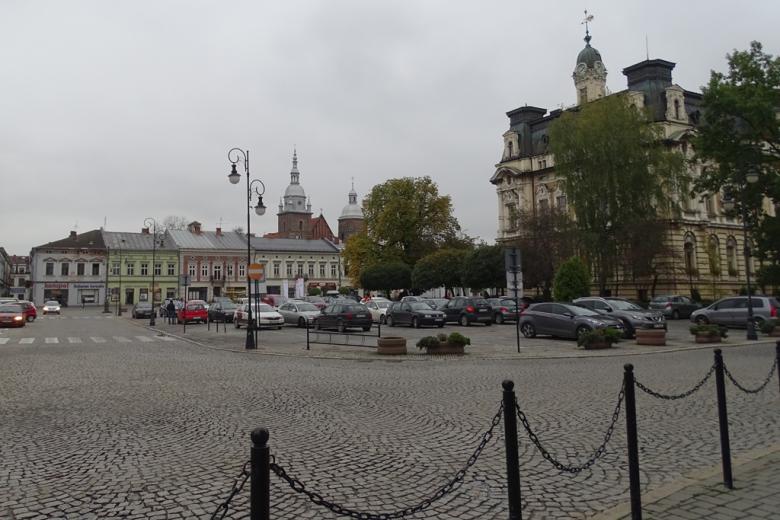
[102,231,177,251]
[248,237,340,253]
[9,255,30,264]
[33,229,106,250]
[576,43,603,68]
[167,229,248,250]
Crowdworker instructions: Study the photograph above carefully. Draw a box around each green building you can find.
[103,230,180,308]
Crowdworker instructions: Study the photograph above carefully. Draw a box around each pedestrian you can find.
[167,300,176,324]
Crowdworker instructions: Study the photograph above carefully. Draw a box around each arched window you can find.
[726,236,738,276]
[674,99,681,120]
[684,233,697,277]
[707,235,721,276]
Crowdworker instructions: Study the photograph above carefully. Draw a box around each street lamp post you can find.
[722,167,760,340]
[227,148,267,350]
[144,217,159,327]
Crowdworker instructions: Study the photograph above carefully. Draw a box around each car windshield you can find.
[410,302,434,310]
[221,303,237,310]
[375,302,390,309]
[564,305,600,316]
[471,299,488,306]
[45,301,59,306]
[256,304,274,312]
[486,298,502,305]
[297,303,319,312]
[0,304,22,312]
[137,303,152,308]
[607,299,643,311]
[344,305,367,312]
[187,304,205,310]
[307,296,324,303]
[651,296,670,303]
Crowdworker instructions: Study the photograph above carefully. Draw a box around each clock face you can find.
[594,61,605,73]
[576,63,587,74]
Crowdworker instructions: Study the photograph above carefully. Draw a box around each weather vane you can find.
[582,9,594,39]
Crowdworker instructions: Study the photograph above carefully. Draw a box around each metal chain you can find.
[634,364,715,400]
[723,360,778,394]
[515,383,625,474]
[269,402,503,519]
[210,460,251,520]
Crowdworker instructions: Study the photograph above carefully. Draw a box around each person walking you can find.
[166,300,176,324]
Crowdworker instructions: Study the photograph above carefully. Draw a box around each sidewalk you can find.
[592,446,780,520]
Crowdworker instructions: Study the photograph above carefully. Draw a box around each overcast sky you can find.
[1,0,778,256]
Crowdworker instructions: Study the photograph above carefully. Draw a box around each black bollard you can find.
[250,427,270,520]
[502,380,522,520]
[623,364,642,520]
[714,349,734,489]
[776,341,780,396]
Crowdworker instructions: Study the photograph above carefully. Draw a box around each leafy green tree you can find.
[412,249,466,295]
[552,256,591,302]
[694,41,780,264]
[549,94,687,294]
[359,262,412,296]
[308,287,321,296]
[461,245,505,292]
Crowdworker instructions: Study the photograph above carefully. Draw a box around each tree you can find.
[360,262,411,296]
[549,94,687,295]
[412,249,466,295]
[461,245,505,293]
[362,177,463,266]
[695,41,780,264]
[162,215,189,231]
[552,256,591,302]
[343,232,385,287]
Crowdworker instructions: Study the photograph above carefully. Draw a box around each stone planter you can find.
[694,334,722,344]
[425,343,465,355]
[376,336,407,355]
[635,329,666,346]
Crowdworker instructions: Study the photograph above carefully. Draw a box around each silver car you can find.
[572,297,665,338]
[277,300,322,327]
[519,302,624,340]
[690,296,779,328]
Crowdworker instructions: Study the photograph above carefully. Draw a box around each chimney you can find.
[216,227,222,236]
[69,231,77,239]
[187,221,202,234]
[141,227,150,234]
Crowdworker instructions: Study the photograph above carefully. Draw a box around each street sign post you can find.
[505,247,522,354]
[248,263,265,282]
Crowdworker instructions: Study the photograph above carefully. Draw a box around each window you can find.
[238,264,246,278]
[674,99,680,120]
[168,263,176,276]
[16,277,24,286]
[140,263,149,276]
[319,263,326,277]
[556,195,567,211]
[705,195,715,216]
[126,263,135,276]
[538,160,547,170]
[201,264,208,277]
[213,265,222,280]
[111,262,120,276]
[297,263,304,276]
[308,263,315,277]
[154,263,162,276]
[139,288,149,302]
[227,264,234,278]
[273,262,280,277]
[166,288,176,299]
[331,263,337,277]
[188,264,196,277]
[77,263,85,276]
[61,263,69,276]
[286,263,293,277]
[684,234,697,276]
[726,237,738,276]
[92,263,100,276]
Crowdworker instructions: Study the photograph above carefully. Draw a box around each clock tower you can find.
[572,25,607,105]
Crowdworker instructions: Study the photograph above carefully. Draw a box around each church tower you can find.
[572,19,607,105]
[337,180,365,243]
[277,149,313,239]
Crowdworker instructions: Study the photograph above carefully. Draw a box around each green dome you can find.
[576,36,602,68]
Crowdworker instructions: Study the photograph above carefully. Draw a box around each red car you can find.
[18,301,37,322]
[0,303,26,328]
[177,300,208,324]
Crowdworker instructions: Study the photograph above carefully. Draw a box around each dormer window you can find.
[674,99,680,120]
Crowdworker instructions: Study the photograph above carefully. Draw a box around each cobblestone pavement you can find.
[1,308,778,519]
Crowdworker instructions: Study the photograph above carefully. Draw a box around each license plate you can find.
[653,323,665,328]
[478,308,488,312]
[356,314,367,318]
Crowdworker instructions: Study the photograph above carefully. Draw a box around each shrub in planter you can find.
[437,332,448,343]
[416,333,470,354]
[446,332,471,347]
[689,324,728,343]
[416,336,441,350]
[577,328,621,349]
[760,318,779,336]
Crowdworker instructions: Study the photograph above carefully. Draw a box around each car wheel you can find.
[460,315,470,327]
[27,316,34,322]
[277,326,283,330]
[362,326,371,331]
[495,314,504,325]
[380,315,386,324]
[752,316,765,328]
[576,325,591,339]
[412,317,419,328]
[298,317,306,328]
[520,322,536,338]
[484,321,491,327]
[695,315,709,325]
[387,316,394,327]
[437,323,444,328]
[671,310,680,320]
[338,320,346,333]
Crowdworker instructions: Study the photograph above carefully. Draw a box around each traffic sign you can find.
[179,274,190,287]
[247,263,265,282]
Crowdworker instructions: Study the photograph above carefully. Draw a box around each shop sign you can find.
[73,283,104,289]
[10,288,25,294]
[44,283,68,289]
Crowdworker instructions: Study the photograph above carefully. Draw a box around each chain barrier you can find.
[269,402,503,519]
[634,364,716,400]
[515,382,625,474]
[210,460,251,520]
[723,360,778,394]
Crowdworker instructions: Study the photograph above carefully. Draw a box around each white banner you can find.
[295,277,305,299]
[282,279,289,301]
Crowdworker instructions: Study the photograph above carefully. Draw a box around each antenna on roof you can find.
[645,34,650,61]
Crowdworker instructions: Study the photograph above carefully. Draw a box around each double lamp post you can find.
[227,148,266,350]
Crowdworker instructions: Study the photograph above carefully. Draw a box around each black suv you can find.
[441,297,493,326]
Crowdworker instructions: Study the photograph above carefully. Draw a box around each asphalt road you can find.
[1,308,778,519]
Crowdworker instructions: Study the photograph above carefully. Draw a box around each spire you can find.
[290,148,300,184]
[582,10,594,45]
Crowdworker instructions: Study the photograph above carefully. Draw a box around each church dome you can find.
[338,185,364,220]
[284,183,306,198]
[576,36,602,68]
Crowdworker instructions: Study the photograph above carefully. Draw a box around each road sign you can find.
[179,275,190,287]
[247,263,265,282]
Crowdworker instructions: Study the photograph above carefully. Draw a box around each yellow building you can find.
[490,31,775,301]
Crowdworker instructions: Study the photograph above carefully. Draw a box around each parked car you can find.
[177,300,208,324]
[131,302,154,319]
[17,301,37,322]
[364,299,392,324]
[304,295,327,310]
[422,298,449,311]
[519,302,624,339]
[386,301,446,328]
[0,303,26,328]
[42,300,61,315]
[315,303,372,332]
[649,295,701,319]
[690,296,779,327]
[233,303,284,329]
[208,301,238,323]
[441,297,493,326]
[486,298,521,324]
[277,300,322,327]
[572,297,666,338]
